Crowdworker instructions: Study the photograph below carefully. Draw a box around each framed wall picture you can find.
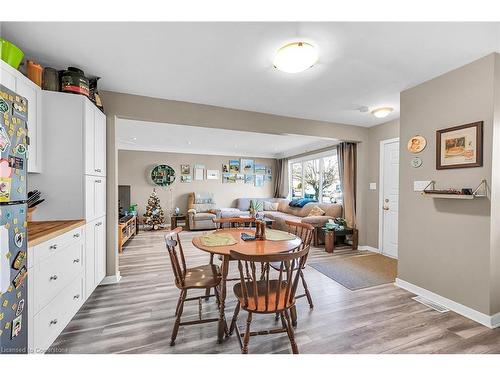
[436,121,483,170]
[206,170,219,180]
[194,168,204,180]
[407,135,426,153]
[181,164,191,175]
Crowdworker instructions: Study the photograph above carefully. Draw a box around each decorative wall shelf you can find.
[422,179,487,199]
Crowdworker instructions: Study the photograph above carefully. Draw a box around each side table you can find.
[171,214,188,230]
[323,227,358,253]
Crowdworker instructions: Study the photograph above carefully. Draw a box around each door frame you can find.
[378,137,399,257]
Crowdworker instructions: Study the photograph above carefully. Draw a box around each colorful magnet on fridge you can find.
[0,98,8,113]
[2,299,8,308]
[0,312,4,321]
[7,285,12,293]
[5,251,11,259]
[12,251,26,269]
[13,218,17,225]
[11,303,17,312]
[11,315,22,339]
[4,321,10,330]
[15,144,26,155]
[12,266,27,289]
[0,126,11,152]
[8,156,23,170]
[15,299,24,316]
[14,234,23,249]
[16,291,21,299]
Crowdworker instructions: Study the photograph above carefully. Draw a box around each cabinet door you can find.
[16,77,42,173]
[84,221,96,298]
[93,109,106,176]
[85,176,106,221]
[84,101,95,175]
[95,176,106,218]
[0,61,17,91]
[95,217,106,285]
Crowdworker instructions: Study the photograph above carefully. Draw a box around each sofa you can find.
[187,192,218,230]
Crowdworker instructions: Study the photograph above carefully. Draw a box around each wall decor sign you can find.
[206,170,219,180]
[436,121,483,170]
[407,135,426,153]
[410,157,422,168]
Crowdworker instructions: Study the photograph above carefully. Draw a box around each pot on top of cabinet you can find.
[61,67,89,97]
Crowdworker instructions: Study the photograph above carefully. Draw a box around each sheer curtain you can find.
[337,142,357,227]
[273,158,289,198]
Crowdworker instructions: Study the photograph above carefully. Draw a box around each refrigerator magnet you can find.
[2,299,8,308]
[0,179,12,202]
[16,291,22,299]
[0,98,8,113]
[0,312,4,320]
[12,250,26,269]
[12,266,27,289]
[15,144,26,155]
[11,303,17,312]
[11,315,22,339]
[5,321,11,330]
[8,156,24,170]
[0,126,11,152]
[14,233,23,249]
[15,299,24,316]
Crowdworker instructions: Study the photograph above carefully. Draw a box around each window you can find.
[288,150,342,203]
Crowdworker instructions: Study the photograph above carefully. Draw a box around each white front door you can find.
[380,139,399,258]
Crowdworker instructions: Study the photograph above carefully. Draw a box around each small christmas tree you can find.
[143,189,165,230]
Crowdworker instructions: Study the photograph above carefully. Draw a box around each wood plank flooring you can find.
[49,229,500,354]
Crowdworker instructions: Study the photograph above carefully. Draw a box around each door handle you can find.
[383,198,390,211]
[49,275,58,281]
[73,258,80,263]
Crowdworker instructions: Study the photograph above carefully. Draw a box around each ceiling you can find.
[117,119,336,158]
[2,22,500,126]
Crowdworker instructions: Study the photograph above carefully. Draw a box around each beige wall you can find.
[102,90,370,278]
[399,54,497,315]
[364,119,400,248]
[118,150,276,216]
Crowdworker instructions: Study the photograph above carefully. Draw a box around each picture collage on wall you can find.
[222,159,272,187]
[176,159,272,187]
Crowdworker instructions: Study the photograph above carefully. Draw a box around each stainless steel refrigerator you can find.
[0,84,29,354]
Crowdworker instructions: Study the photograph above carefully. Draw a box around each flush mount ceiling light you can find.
[273,42,318,73]
[371,107,394,118]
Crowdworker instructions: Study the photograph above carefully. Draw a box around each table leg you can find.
[352,229,359,250]
[218,255,230,343]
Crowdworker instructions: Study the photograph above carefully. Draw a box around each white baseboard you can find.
[395,278,500,329]
[358,245,380,253]
[100,272,122,285]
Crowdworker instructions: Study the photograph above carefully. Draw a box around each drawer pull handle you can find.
[50,319,58,325]
[73,258,80,263]
[95,222,102,227]
[73,294,80,300]
[49,244,58,250]
[49,275,58,281]
[95,168,102,173]
[73,233,80,238]
[95,179,102,183]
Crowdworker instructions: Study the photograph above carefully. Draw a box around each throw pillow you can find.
[308,205,325,216]
[264,201,279,211]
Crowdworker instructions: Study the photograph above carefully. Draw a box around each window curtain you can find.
[273,158,289,198]
[337,142,357,227]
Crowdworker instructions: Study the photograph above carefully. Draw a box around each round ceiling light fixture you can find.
[273,42,318,73]
[371,107,394,118]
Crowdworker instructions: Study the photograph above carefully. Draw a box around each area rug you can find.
[308,253,397,290]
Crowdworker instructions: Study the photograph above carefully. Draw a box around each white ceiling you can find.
[2,22,500,126]
[117,119,337,158]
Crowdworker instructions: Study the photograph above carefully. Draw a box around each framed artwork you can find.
[254,164,266,174]
[254,174,264,187]
[222,164,230,173]
[241,159,254,174]
[244,174,254,184]
[150,164,175,186]
[194,168,204,180]
[229,160,240,173]
[222,173,236,183]
[181,164,191,175]
[407,135,426,153]
[236,174,245,183]
[436,121,483,170]
[180,175,192,183]
[206,170,219,180]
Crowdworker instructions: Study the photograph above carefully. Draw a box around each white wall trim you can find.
[378,137,400,258]
[358,245,380,253]
[395,278,500,329]
[100,272,122,285]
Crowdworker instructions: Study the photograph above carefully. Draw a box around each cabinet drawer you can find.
[32,226,84,266]
[34,241,84,312]
[33,276,84,353]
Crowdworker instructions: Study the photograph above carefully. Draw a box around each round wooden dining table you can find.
[192,227,302,343]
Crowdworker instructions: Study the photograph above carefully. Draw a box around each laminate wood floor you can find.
[49,229,500,354]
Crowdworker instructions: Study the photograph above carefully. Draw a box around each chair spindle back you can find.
[164,227,186,287]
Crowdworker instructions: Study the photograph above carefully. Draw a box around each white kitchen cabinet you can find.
[0,59,43,173]
[85,175,106,222]
[84,100,106,177]
[85,217,106,298]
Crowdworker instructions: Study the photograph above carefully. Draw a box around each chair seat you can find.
[180,264,221,289]
[233,280,295,313]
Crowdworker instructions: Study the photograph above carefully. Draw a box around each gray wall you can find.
[118,150,276,216]
[399,54,496,315]
[365,119,400,248]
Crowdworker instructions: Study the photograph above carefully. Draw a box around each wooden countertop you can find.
[28,220,86,247]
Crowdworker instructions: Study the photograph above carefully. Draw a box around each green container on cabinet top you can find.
[0,38,24,69]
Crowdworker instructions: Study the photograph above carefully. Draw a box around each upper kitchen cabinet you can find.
[28,91,106,221]
[84,100,106,177]
[0,60,43,173]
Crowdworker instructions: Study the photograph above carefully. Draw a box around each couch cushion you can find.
[194,192,215,204]
[235,197,278,211]
[308,205,325,216]
[301,215,334,226]
[264,201,279,211]
[192,203,216,213]
[193,212,216,221]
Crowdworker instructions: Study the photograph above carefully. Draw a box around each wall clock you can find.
[410,157,423,168]
[150,164,176,186]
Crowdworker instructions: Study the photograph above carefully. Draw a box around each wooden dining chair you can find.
[228,246,310,354]
[165,227,222,346]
